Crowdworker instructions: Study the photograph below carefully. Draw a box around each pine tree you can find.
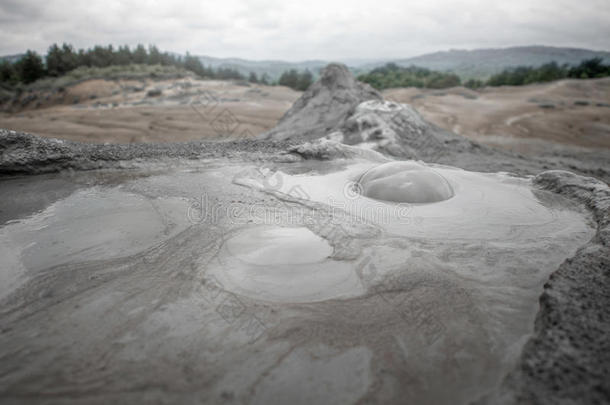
[15,50,45,83]
[133,44,147,64]
[297,69,313,90]
[46,44,63,76]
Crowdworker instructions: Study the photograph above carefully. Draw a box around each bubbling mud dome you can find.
[215,226,362,303]
[357,161,454,203]
[218,159,595,401]
[228,160,594,304]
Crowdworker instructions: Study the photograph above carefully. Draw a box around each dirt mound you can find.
[260,63,381,140]
[260,64,520,170]
[262,65,609,182]
[331,99,479,159]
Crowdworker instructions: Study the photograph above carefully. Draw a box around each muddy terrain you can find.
[0,64,608,405]
[385,78,610,156]
[1,74,609,162]
[0,77,300,144]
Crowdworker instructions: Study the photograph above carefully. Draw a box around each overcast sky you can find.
[1,0,609,61]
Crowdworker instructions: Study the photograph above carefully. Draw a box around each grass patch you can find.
[26,64,193,91]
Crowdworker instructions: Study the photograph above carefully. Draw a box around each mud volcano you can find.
[358,161,454,203]
[0,64,608,405]
[214,226,360,303]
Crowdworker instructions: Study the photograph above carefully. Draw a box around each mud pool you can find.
[0,159,596,404]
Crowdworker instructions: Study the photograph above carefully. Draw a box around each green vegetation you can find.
[0,43,315,92]
[485,58,610,87]
[278,69,313,91]
[0,43,256,87]
[487,62,565,86]
[26,64,190,91]
[357,58,610,90]
[357,63,461,90]
[386,46,610,80]
[463,79,485,89]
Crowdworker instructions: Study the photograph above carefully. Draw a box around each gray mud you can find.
[0,160,600,405]
[481,171,610,405]
[0,64,608,404]
[0,129,296,175]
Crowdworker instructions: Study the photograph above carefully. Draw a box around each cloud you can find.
[0,0,608,60]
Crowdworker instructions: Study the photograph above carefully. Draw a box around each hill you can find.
[385,46,610,79]
[196,56,329,81]
[196,46,610,81]
[0,54,23,64]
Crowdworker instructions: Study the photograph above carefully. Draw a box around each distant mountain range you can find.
[196,46,610,80]
[383,46,610,79]
[0,54,25,64]
[195,56,330,81]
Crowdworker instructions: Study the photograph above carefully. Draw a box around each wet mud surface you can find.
[0,159,597,404]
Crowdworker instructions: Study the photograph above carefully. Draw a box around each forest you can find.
[358,58,610,90]
[0,43,313,91]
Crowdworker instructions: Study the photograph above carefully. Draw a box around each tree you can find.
[0,60,17,84]
[278,69,314,91]
[132,44,147,64]
[88,45,114,67]
[485,60,589,87]
[115,45,132,65]
[184,53,205,76]
[279,69,299,89]
[216,67,244,80]
[202,64,215,78]
[296,69,313,91]
[76,48,90,67]
[568,58,610,79]
[60,43,78,72]
[248,72,259,83]
[464,79,484,89]
[427,73,460,89]
[15,50,45,83]
[46,44,63,76]
[358,63,461,90]
[148,45,162,65]
[46,43,78,76]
